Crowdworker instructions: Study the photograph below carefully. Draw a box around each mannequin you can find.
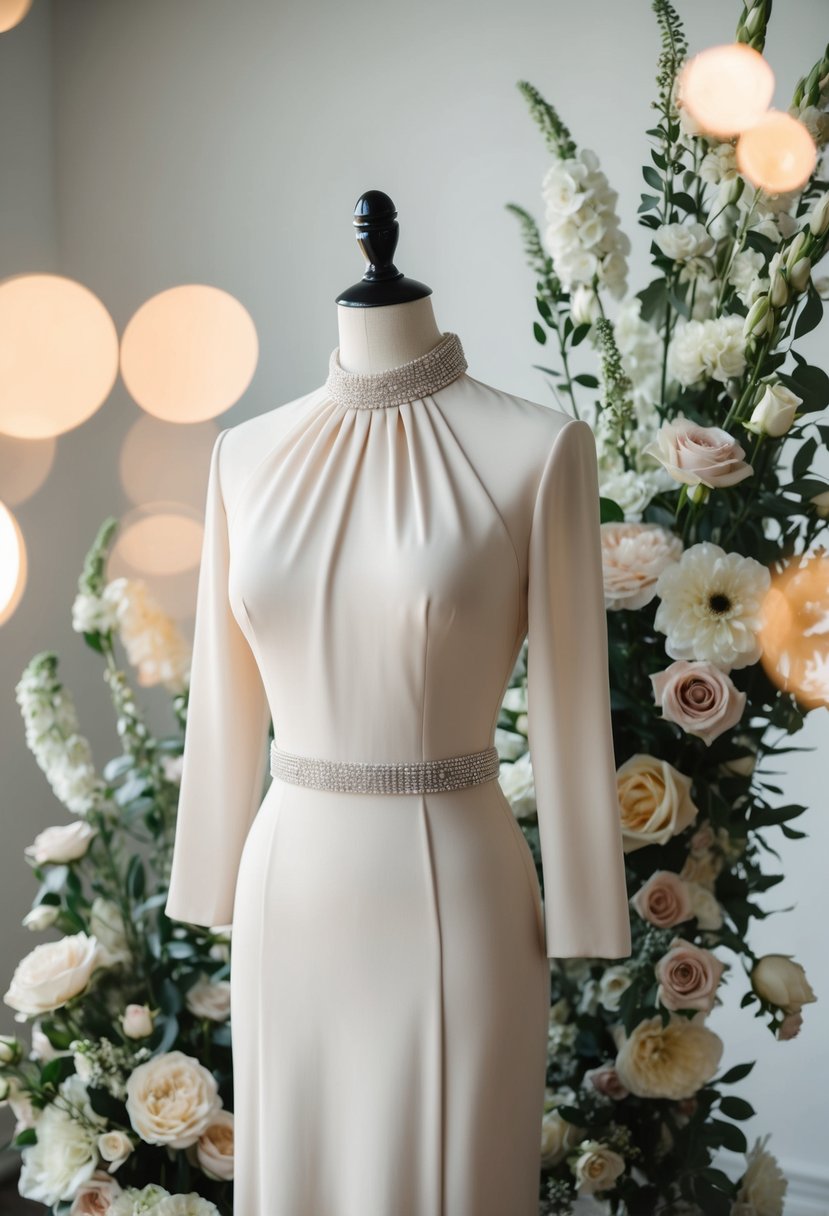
[164,190,632,1215]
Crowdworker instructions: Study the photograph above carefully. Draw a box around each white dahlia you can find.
[653,542,771,670]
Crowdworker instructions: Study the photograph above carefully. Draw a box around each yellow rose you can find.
[616,754,699,852]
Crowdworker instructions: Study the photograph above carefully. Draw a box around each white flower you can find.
[104,578,191,694]
[22,904,60,931]
[615,1013,723,1099]
[699,142,738,184]
[685,881,724,930]
[18,1075,106,1206]
[110,1184,172,1215]
[653,542,771,670]
[570,284,601,326]
[669,315,747,386]
[25,821,97,865]
[68,1168,123,1212]
[728,248,766,299]
[121,1003,155,1039]
[541,148,630,299]
[598,467,659,521]
[571,1138,626,1196]
[71,590,120,636]
[501,685,527,713]
[494,727,526,761]
[152,1193,220,1215]
[598,966,633,1012]
[654,222,714,262]
[498,752,536,819]
[97,1128,135,1173]
[746,380,802,437]
[125,1050,222,1149]
[541,1107,584,1167]
[196,1109,234,1181]
[185,975,232,1022]
[750,955,817,1014]
[4,932,102,1017]
[161,754,184,784]
[733,1133,788,1216]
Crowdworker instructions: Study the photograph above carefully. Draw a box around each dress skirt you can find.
[229,774,550,1216]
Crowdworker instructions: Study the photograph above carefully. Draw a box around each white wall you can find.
[2,0,827,1198]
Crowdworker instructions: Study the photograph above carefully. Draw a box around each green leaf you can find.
[127,853,146,900]
[705,1118,748,1153]
[792,436,818,479]
[642,165,663,192]
[637,278,668,323]
[102,755,133,782]
[88,1085,128,1123]
[40,1054,77,1088]
[571,322,592,347]
[599,497,625,524]
[794,285,824,339]
[573,373,599,388]
[719,1095,755,1120]
[672,191,698,214]
[638,193,661,213]
[533,321,547,345]
[13,1127,38,1147]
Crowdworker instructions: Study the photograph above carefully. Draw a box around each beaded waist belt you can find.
[269,740,500,794]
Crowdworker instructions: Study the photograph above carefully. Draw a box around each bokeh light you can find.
[758,550,829,710]
[119,415,218,510]
[0,435,56,507]
[736,110,818,193]
[678,43,775,138]
[0,0,33,34]
[107,501,205,625]
[0,274,119,439]
[0,501,27,626]
[120,284,258,423]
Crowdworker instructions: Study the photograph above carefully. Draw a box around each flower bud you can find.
[745,381,802,437]
[769,272,789,308]
[786,231,808,273]
[808,193,829,236]
[810,490,829,518]
[22,904,60,931]
[0,1036,22,1065]
[743,294,771,337]
[789,256,812,293]
[121,1003,154,1039]
[751,954,817,1014]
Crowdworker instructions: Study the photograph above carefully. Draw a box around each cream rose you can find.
[598,966,633,1012]
[745,380,802,438]
[185,975,232,1022]
[651,660,746,745]
[750,955,817,1014]
[68,1168,123,1214]
[655,938,726,1012]
[733,1133,787,1216]
[616,754,699,852]
[4,932,102,1016]
[540,1108,584,1167]
[614,1013,723,1099]
[24,821,97,865]
[197,1109,234,1181]
[601,522,684,611]
[642,413,753,489]
[121,1003,154,1039]
[571,1138,626,1196]
[685,881,724,931]
[125,1050,222,1149]
[97,1128,134,1172]
[631,870,693,928]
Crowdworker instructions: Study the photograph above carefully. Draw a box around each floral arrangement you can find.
[499,1,827,1213]
[0,519,245,1215]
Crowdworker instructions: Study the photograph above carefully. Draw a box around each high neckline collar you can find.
[325,331,468,409]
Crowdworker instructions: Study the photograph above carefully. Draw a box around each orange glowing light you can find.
[0,501,27,625]
[0,435,56,506]
[678,43,775,138]
[736,110,818,193]
[0,0,33,33]
[120,285,259,423]
[758,550,829,710]
[111,502,204,579]
[0,274,119,440]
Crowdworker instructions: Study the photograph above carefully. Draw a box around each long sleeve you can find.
[526,417,632,959]
[164,428,271,929]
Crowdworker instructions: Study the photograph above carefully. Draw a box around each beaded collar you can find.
[325,331,468,409]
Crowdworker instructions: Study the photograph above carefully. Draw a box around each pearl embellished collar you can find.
[325,331,468,409]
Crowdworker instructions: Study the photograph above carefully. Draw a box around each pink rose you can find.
[632,871,693,928]
[655,937,726,1012]
[651,660,746,745]
[583,1064,630,1100]
[69,1169,123,1214]
[643,414,753,489]
[601,522,684,611]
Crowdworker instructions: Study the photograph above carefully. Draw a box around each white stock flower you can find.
[71,590,120,637]
[654,222,714,262]
[653,542,772,670]
[103,578,191,693]
[541,148,630,299]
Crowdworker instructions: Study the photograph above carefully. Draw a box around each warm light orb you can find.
[120,284,259,422]
[758,551,829,710]
[0,501,27,626]
[111,502,204,578]
[0,274,119,440]
[0,0,33,33]
[119,415,218,510]
[0,435,56,506]
[678,43,775,138]
[736,110,818,193]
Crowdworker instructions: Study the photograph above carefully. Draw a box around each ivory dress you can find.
[164,331,632,1216]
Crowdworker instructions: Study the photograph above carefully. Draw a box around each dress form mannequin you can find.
[336,296,443,374]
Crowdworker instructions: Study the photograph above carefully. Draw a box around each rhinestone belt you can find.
[269,740,500,794]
